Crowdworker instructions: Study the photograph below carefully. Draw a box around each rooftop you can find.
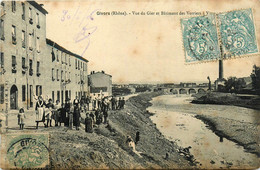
[46,38,89,63]
[89,71,112,77]
[27,1,48,15]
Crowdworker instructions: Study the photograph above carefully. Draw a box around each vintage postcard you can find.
[0,0,259,169]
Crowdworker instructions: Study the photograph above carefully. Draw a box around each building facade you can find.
[46,39,89,104]
[0,1,88,111]
[88,71,112,96]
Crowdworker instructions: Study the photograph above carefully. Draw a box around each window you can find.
[0,52,4,68]
[36,37,40,52]
[29,33,33,50]
[65,54,67,64]
[0,19,4,40]
[29,7,32,18]
[11,1,16,12]
[61,70,63,81]
[22,57,26,69]
[56,50,59,61]
[22,3,25,20]
[22,30,25,48]
[75,59,77,69]
[52,68,55,81]
[29,7,33,24]
[57,69,59,81]
[57,91,60,102]
[12,25,16,45]
[69,56,71,66]
[0,84,4,104]
[65,71,67,81]
[12,56,17,73]
[22,85,26,101]
[52,91,54,102]
[36,61,40,76]
[29,59,33,76]
[36,13,40,28]
[78,61,80,70]
[36,85,42,96]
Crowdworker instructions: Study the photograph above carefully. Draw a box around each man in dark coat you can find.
[73,104,80,130]
[64,98,71,127]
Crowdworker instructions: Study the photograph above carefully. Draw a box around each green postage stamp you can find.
[1,133,49,169]
[181,8,259,63]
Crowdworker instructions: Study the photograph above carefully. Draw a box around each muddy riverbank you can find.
[192,92,260,157]
[46,92,194,169]
[148,95,259,169]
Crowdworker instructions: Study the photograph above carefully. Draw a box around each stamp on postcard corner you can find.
[3,133,49,169]
[181,13,221,63]
[218,8,259,59]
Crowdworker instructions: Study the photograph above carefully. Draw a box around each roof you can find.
[27,1,48,15]
[88,71,112,77]
[46,38,89,63]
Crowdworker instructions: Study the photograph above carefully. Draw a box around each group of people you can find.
[91,94,125,111]
[17,93,126,131]
[34,95,82,130]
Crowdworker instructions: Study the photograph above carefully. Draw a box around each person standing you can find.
[92,94,97,109]
[64,98,71,127]
[121,97,125,109]
[73,98,81,130]
[46,99,54,127]
[86,96,90,111]
[69,105,74,130]
[85,113,93,133]
[118,97,122,110]
[18,108,25,130]
[97,94,101,109]
[53,100,61,126]
[102,97,109,124]
[35,96,46,129]
[60,103,66,126]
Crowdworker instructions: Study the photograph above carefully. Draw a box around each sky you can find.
[40,0,260,84]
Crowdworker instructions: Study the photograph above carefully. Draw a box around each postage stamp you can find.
[181,13,221,63]
[2,133,49,169]
[218,8,259,59]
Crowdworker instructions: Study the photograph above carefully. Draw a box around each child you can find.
[18,108,25,130]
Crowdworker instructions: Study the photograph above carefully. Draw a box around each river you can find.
[147,95,259,169]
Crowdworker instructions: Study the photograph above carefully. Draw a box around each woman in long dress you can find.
[35,96,46,129]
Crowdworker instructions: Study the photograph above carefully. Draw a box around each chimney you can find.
[219,60,223,79]
[219,44,224,80]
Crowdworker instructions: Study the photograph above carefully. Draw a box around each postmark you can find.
[4,133,49,169]
[181,13,221,63]
[218,8,259,59]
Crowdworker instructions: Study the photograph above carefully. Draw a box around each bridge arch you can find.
[189,88,196,94]
[179,88,187,94]
[170,89,178,94]
[198,88,206,94]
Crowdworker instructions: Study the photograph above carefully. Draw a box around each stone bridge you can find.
[155,87,209,94]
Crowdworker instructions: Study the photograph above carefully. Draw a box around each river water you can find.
[147,95,259,169]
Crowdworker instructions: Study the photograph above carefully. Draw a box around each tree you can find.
[225,77,237,92]
[251,65,260,90]
[224,77,246,92]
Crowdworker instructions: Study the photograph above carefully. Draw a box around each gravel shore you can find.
[192,92,260,157]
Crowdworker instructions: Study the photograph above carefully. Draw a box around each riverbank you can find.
[192,92,260,157]
[46,92,194,169]
[192,92,260,110]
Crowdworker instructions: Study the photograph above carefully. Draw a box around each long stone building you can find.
[0,1,88,112]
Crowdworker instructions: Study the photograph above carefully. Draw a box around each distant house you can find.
[88,71,112,96]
